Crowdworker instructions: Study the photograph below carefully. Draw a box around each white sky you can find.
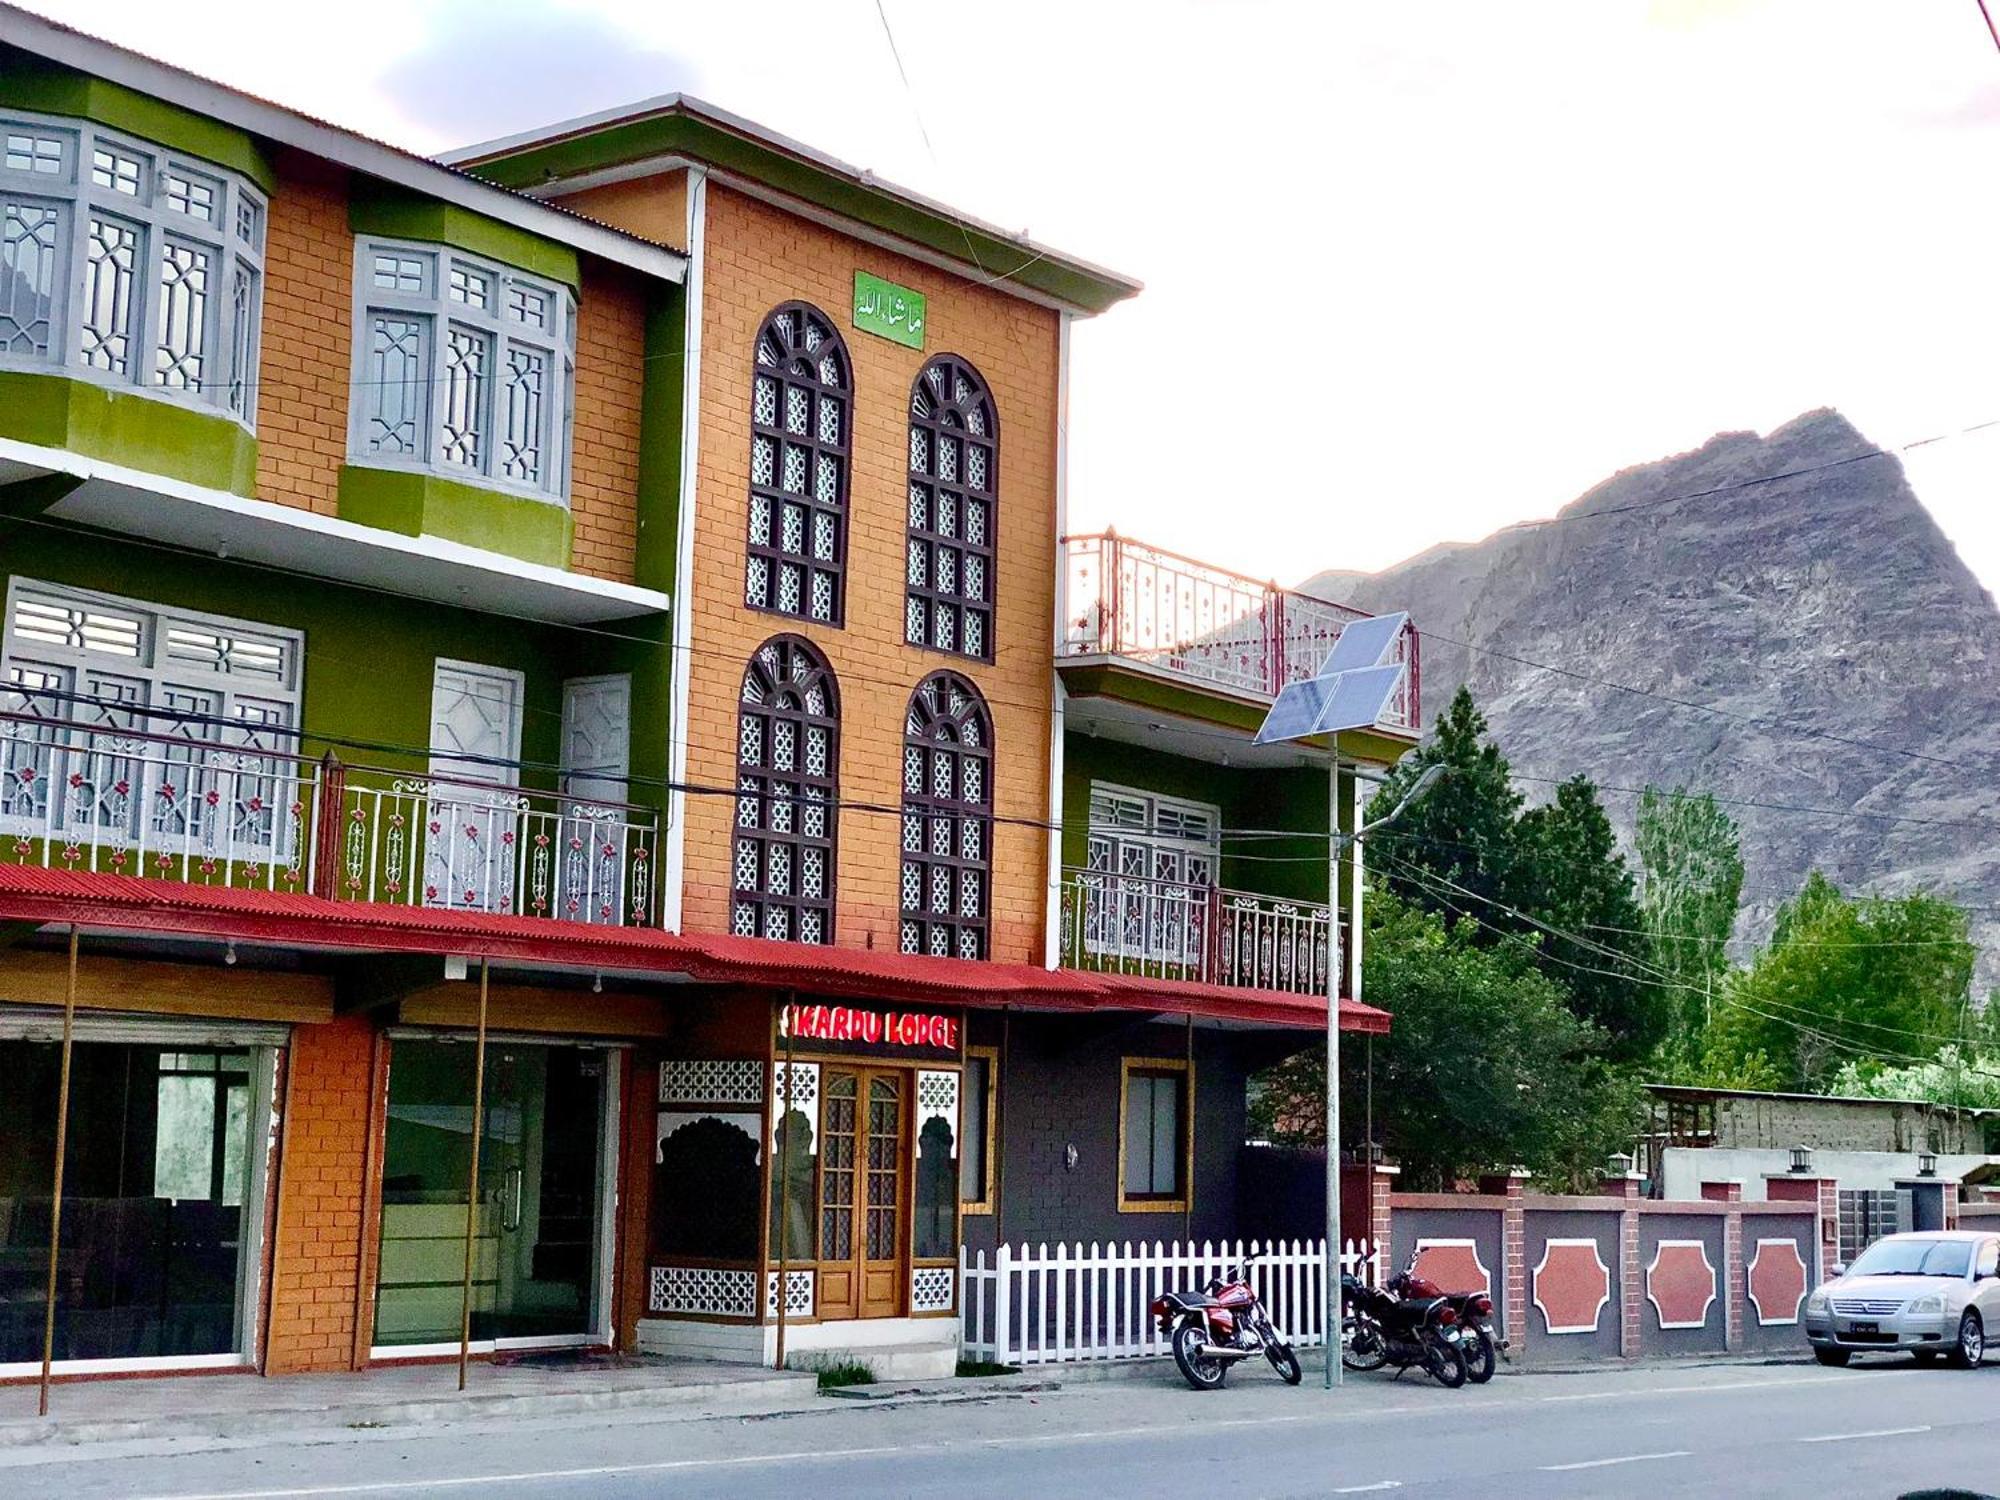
[33,0,2000,596]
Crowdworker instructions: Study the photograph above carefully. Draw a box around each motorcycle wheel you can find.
[1171,1321,1229,1391]
[1461,1329,1497,1385]
[1341,1314,1389,1373]
[1265,1341,1303,1386]
[1422,1335,1468,1389]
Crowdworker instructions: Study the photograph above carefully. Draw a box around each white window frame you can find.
[347,237,576,504]
[426,658,525,789]
[1083,782,1221,964]
[0,110,266,427]
[1,578,304,840]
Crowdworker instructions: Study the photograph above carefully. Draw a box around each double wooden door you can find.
[815,1068,907,1320]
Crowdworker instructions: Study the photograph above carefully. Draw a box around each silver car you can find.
[1803,1230,2000,1368]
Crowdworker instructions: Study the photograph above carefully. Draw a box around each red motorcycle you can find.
[1387,1268,1502,1384]
[1150,1255,1304,1390]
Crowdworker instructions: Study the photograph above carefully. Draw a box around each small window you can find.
[961,1046,997,1214]
[1119,1057,1189,1212]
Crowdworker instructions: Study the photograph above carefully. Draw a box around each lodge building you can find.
[0,5,1417,1385]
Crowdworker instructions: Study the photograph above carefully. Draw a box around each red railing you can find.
[1060,532,1421,730]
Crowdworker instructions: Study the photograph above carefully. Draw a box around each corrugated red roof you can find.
[0,867,1387,1034]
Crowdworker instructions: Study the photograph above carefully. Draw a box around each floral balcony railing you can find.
[1056,867,1348,997]
[1060,532,1421,730]
[0,700,661,927]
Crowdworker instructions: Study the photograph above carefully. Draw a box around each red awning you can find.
[0,866,1389,1034]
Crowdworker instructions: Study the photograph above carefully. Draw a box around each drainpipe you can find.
[36,925,79,1417]
[774,993,796,1373]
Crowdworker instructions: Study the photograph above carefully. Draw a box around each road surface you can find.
[8,1357,1995,1499]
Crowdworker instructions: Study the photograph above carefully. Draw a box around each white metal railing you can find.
[0,702,662,926]
[959,1237,1378,1366]
[1061,532,1421,729]
[1057,868,1341,996]
[0,705,319,891]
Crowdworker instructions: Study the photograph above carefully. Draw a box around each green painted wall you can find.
[348,182,580,287]
[0,372,258,496]
[0,51,277,191]
[4,526,668,820]
[1061,734,1330,904]
[336,466,573,570]
[632,284,685,597]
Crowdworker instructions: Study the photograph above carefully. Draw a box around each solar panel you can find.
[1253,677,1334,745]
[1312,663,1407,733]
[1317,612,1408,677]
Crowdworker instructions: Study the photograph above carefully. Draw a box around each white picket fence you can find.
[959,1238,1378,1366]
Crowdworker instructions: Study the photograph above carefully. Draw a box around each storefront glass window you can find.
[0,1040,258,1366]
[959,1052,990,1207]
[1122,1065,1187,1203]
[914,1110,956,1260]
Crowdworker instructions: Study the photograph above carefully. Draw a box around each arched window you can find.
[746,302,850,625]
[905,356,997,661]
[900,671,992,959]
[734,636,838,943]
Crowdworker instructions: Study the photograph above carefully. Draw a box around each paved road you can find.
[9,1358,1998,1499]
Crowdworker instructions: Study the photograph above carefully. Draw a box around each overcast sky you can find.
[34,0,2000,597]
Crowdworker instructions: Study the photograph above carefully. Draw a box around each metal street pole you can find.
[457,956,490,1393]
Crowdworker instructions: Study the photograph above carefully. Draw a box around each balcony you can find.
[1060,532,1420,732]
[1056,867,1348,997]
[0,699,660,927]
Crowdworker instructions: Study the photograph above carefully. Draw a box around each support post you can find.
[37,925,79,1417]
[457,957,490,1392]
[311,751,345,899]
[774,997,795,1373]
[1323,755,1343,1390]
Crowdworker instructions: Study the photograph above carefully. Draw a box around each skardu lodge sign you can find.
[780,1001,959,1055]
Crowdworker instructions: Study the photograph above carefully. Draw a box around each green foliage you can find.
[1368,686,1659,1060]
[1635,786,1745,1075]
[1830,1046,2000,1111]
[1702,872,1976,1092]
[791,1354,877,1389]
[1249,894,1645,1190]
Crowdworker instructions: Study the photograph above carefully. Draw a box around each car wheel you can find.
[1813,1348,1851,1367]
[1949,1311,1984,1370]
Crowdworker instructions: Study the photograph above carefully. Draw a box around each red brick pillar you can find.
[1818,1178,1838,1279]
[1480,1169,1530,1355]
[1368,1163,1398,1283]
[1720,1180,1746,1352]
[1601,1170,1643,1359]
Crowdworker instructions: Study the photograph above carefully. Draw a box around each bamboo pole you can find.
[773,995,795,1373]
[37,925,79,1417]
[457,957,491,1392]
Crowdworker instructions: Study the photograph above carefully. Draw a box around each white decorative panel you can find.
[649,1265,757,1318]
[911,1265,955,1313]
[656,1111,765,1166]
[916,1068,961,1160]
[771,1061,821,1157]
[766,1269,815,1318]
[661,1059,765,1105]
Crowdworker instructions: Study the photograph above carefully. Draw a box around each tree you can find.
[1702,873,1977,1092]
[1366,685,1521,927]
[1249,894,1645,1191]
[1634,786,1745,1074]
[1512,775,1661,1061]
[1830,1046,2000,1112]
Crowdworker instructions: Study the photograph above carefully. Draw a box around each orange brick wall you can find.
[265,1016,376,1374]
[254,153,350,518]
[246,151,646,584]
[676,184,1061,961]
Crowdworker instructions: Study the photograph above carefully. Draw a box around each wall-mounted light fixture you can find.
[1918,1151,1938,1177]
[1789,1144,1812,1173]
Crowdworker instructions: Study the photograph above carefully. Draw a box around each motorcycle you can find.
[1149,1255,1305,1391]
[1340,1272,1468,1388]
[1387,1269,1503,1384]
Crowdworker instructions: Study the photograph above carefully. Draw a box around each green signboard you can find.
[853,271,926,350]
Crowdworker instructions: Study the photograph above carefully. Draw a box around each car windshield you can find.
[1847,1238,1972,1278]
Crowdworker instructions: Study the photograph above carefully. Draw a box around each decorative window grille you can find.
[745,302,850,625]
[0,579,302,852]
[733,636,838,945]
[1082,783,1220,961]
[905,355,997,661]
[348,238,575,502]
[899,672,992,960]
[0,111,264,423]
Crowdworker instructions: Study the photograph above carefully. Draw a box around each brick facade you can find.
[265,1016,378,1374]
[675,184,1060,961]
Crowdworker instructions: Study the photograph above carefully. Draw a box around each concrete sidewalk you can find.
[0,1352,818,1450]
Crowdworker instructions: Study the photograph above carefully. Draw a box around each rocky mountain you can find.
[1307,409,2000,987]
